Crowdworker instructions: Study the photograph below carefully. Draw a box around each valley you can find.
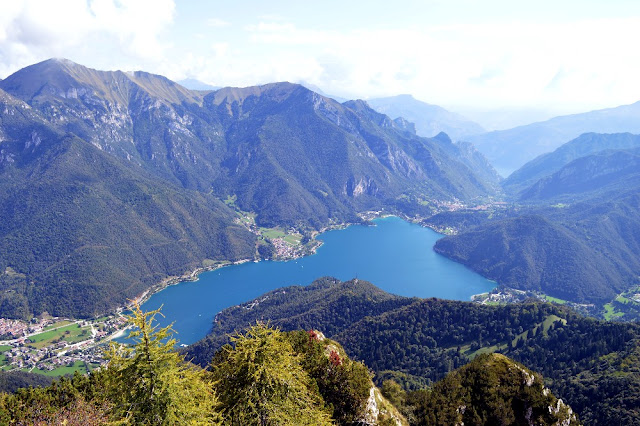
[0,56,639,424]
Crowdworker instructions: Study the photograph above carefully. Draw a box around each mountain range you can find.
[432,132,640,308]
[0,58,498,318]
[367,94,485,141]
[504,132,640,196]
[465,102,640,174]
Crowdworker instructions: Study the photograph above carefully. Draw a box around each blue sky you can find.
[2,0,640,122]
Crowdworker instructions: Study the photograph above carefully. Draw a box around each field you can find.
[27,323,91,349]
[603,303,625,320]
[42,320,73,332]
[33,360,100,377]
[466,314,566,359]
[0,345,11,367]
[544,295,568,305]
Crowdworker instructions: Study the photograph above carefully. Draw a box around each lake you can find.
[137,216,495,345]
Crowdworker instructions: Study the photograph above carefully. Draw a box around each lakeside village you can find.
[0,313,128,376]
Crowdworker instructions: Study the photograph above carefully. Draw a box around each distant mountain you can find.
[434,185,640,307]
[186,278,640,424]
[176,78,220,91]
[0,58,498,318]
[367,94,485,141]
[519,148,640,202]
[466,102,640,175]
[297,81,349,103]
[433,133,640,311]
[431,132,503,190]
[504,132,640,194]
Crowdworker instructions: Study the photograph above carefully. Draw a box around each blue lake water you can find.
[136,216,495,345]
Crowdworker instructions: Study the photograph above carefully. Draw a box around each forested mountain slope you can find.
[185,278,638,424]
[503,132,640,194]
[434,135,640,308]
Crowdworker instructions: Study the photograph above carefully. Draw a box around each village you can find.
[0,313,128,376]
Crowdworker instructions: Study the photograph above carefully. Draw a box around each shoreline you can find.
[125,213,395,313]
[120,211,430,319]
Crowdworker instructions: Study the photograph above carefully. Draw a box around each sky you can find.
[1,0,640,127]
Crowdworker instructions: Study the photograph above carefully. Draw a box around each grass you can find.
[33,361,99,377]
[544,295,568,305]
[28,323,91,349]
[468,344,506,359]
[615,294,640,305]
[260,228,286,239]
[0,345,11,366]
[466,314,566,358]
[604,303,625,320]
[541,315,566,335]
[283,234,302,245]
[42,320,73,331]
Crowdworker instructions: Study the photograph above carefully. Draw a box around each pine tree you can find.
[210,323,333,425]
[105,303,221,425]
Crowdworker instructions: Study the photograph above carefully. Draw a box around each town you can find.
[0,313,128,376]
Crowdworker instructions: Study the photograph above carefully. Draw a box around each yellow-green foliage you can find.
[210,324,333,425]
[105,304,221,425]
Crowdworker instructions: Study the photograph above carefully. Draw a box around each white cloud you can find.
[205,17,640,111]
[207,18,231,28]
[3,3,640,113]
[0,0,175,78]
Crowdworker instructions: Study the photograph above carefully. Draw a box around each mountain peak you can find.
[367,95,484,140]
[0,58,201,107]
[208,81,309,106]
[433,131,453,144]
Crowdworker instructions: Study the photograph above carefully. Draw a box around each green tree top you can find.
[105,303,221,425]
[211,323,333,425]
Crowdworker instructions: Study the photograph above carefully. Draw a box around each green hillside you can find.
[186,278,640,424]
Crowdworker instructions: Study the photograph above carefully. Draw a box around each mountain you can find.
[185,278,640,424]
[0,133,255,318]
[430,132,503,190]
[411,353,578,425]
[176,78,220,91]
[367,94,485,141]
[504,132,640,194]
[1,307,577,425]
[433,132,640,308]
[0,58,498,318]
[519,148,640,202]
[434,186,640,307]
[434,215,624,303]
[297,81,349,103]
[184,277,415,366]
[1,308,406,425]
[465,102,640,175]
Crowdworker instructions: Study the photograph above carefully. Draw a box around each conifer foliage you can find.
[105,303,221,425]
[210,324,333,425]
